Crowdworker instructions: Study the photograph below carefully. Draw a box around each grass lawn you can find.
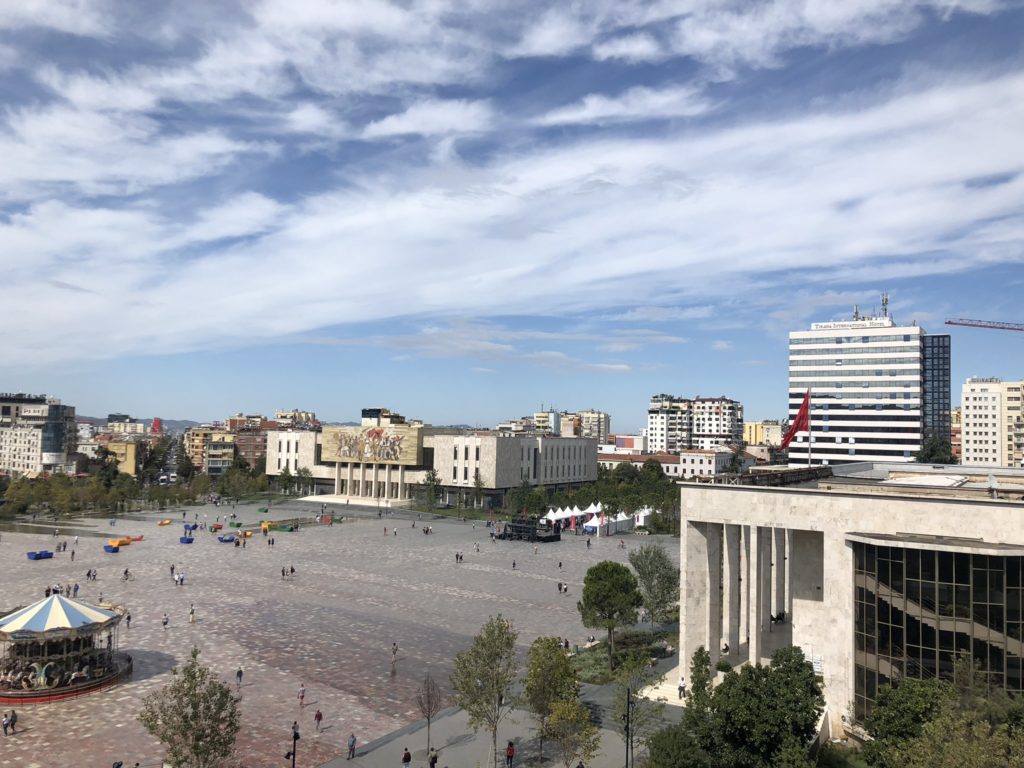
[572,628,675,684]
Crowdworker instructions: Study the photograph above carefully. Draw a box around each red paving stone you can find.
[0,503,673,767]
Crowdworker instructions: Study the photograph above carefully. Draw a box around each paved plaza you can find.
[0,500,678,767]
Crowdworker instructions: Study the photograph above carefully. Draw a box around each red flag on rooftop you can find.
[781,389,810,449]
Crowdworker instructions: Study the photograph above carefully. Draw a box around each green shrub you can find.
[716,660,733,673]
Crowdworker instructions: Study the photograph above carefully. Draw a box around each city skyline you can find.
[3,2,1023,430]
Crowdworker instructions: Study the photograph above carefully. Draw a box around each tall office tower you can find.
[647,394,742,452]
[787,300,950,466]
[961,378,1024,467]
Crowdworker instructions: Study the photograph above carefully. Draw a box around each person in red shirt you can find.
[506,740,515,767]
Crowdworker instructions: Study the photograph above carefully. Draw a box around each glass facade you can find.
[922,334,952,443]
[853,541,1023,721]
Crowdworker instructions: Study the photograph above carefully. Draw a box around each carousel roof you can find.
[0,595,118,636]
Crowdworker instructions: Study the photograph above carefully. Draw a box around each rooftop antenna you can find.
[853,304,860,321]
[881,292,889,318]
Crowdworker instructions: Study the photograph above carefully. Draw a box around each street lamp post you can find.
[285,721,299,768]
[621,686,633,768]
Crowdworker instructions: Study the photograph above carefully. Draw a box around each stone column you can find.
[681,521,710,679]
[347,462,354,497]
[399,465,406,499]
[749,526,765,664]
[786,528,794,617]
[774,527,787,616]
[359,463,367,498]
[334,462,341,495]
[740,525,750,652]
[724,524,741,654]
[385,464,393,501]
[706,523,723,668]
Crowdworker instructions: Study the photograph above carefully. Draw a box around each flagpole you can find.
[807,388,812,468]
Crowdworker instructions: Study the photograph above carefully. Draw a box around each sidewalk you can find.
[321,705,629,768]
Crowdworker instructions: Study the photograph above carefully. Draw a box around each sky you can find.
[2,1,1023,432]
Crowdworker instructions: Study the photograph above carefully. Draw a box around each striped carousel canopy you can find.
[0,595,118,637]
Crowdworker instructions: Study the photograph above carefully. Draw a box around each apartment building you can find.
[647,394,743,452]
[0,393,76,476]
[743,420,784,446]
[961,378,1024,467]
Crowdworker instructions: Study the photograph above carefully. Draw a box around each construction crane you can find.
[945,318,1024,332]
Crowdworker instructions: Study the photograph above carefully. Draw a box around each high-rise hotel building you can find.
[788,309,950,466]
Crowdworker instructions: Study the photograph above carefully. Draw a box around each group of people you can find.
[44,582,79,598]
[1,710,17,736]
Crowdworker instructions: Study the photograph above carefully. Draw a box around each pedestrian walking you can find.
[678,676,686,699]
[162,613,169,630]
[393,527,397,536]
[290,565,295,577]
[506,740,515,767]
[282,567,286,579]
[512,560,516,570]
[2,712,8,737]
[313,708,323,732]
[189,604,195,624]
[391,642,398,665]
[297,684,306,706]
[74,535,79,546]
[72,583,79,597]
[126,612,131,629]
[70,549,75,562]
[428,747,438,767]
[347,732,357,759]
[236,666,243,689]
[402,747,411,766]
[6,709,14,734]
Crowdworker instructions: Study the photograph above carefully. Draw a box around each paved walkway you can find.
[0,501,678,767]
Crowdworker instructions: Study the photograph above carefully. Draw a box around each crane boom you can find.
[945,318,1024,332]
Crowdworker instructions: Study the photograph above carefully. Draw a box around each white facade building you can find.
[788,311,950,466]
[0,394,76,476]
[647,394,743,453]
[961,377,1024,467]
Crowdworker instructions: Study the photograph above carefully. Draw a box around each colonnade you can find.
[332,462,410,501]
[681,522,792,672]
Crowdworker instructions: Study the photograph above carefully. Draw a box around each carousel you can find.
[0,595,132,704]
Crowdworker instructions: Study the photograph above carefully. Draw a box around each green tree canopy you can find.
[863,677,957,768]
[138,648,240,768]
[916,436,955,464]
[709,646,824,768]
[628,542,679,628]
[524,636,579,760]
[577,560,643,670]
[546,699,602,768]
[450,615,519,768]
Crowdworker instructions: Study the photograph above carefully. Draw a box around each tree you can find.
[416,673,444,753]
[611,656,665,765]
[138,647,240,768]
[176,438,195,481]
[524,636,579,760]
[890,703,1024,768]
[190,473,212,500]
[863,677,956,768]
[647,723,711,768]
[577,561,642,670]
[628,542,679,629]
[450,615,519,768]
[277,466,293,495]
[420,468,442,511]
[295,466,313,496]
[683,646,714,752]
[710,646,824,768]
[472,468,485,509]
[916,436,954,464]
[546,699,601,768]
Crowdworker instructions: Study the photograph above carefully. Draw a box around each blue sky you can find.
[2,1,1023,432]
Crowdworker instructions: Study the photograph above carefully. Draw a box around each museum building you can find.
[266,408,598,507]
[678,462,1024,734]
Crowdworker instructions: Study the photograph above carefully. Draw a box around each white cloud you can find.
[511,8,594,57]
[0,0,112,37]
[534,85,713,126]
[611,306,715,322]
[712,339,733,351]
[592,33,664,62]
[363,100,494,138]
